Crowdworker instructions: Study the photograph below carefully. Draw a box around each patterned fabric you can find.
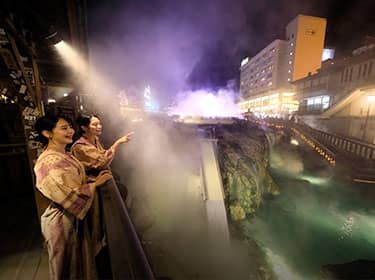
[71,136,114,180]
[34,149,98,280]
[71,136,113,262]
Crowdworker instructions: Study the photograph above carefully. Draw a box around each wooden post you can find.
[31,55,43,114]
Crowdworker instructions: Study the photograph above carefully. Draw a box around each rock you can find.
[217,124,280,220]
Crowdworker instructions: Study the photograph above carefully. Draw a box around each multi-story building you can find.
[293,37,375,144]
[239,15,327,115]
[240,39,288,99]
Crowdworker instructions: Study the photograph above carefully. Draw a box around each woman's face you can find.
[87,116,103,136]
[49,118,74,145]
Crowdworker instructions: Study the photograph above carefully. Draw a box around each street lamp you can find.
[362,95,375,141]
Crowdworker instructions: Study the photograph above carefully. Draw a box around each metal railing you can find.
[100,179,155,280]
[292,123,375,161]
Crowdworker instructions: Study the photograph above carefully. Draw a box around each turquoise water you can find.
[242,145,375,279]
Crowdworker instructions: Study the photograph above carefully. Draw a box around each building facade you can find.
[239,15,326,115]
[293,38,375,144]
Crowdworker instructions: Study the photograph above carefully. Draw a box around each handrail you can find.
[254,118,375,161]
[99,179,155,280]
[292,122,375,161]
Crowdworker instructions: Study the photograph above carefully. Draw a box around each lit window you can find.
[289,61,292,65]
[314,97,322,104]
[322,96,330,103]
[307,99,314,105]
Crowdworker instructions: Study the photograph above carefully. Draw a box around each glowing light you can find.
[63,93,69,97]
[170,89,240,118]
[368,95,375,103]
[48,98,56,103]
[299,175,329,186]
[283,92,295,97]
[54,41,121,110]
[290,139,299,146]
[241,57,249,67]
[54,41,65,48]
[322,48,335,61]
[54,41,87,74]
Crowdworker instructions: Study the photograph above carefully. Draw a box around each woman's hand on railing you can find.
[94,170,113,187]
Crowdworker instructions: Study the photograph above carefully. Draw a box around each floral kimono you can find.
[71,136,114,182]
[34,149,99,280]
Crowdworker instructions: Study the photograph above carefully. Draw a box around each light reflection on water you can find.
[242,147,375,280]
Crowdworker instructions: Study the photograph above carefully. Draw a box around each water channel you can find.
[241,143,375,279]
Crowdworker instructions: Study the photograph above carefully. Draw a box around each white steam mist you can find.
[170,89,241,118]
[110,117,255,278]
[265,248,304,280]
[270,146,304,174]
[55,41,121,111]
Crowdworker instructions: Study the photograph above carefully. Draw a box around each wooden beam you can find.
[31,55,43,114]
[8,35,38,108]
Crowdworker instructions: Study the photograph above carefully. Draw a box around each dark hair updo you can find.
[76,113,100,136]
[34,115,71,146]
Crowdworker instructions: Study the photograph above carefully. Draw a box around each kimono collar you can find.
[78,136,100,148]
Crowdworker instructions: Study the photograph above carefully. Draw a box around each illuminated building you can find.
[239,15,327,115]
[286,15,327,82]
[293,36,375,143]
[238,91,298,116]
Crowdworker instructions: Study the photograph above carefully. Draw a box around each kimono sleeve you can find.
[71,143,114,170]
[34,155,96,220]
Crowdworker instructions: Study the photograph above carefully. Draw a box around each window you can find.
[369,61,373,75]
[307,99,314,105]
[363,63,368,77]
[314,97,322,104]
[344,69,349,82]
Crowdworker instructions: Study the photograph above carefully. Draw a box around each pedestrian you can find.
[33,115,112,280]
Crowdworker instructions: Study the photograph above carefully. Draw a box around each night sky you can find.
[87,0,375,103]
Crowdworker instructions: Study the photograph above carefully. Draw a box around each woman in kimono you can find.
[34,115,112,280]
[71,114,133,181]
